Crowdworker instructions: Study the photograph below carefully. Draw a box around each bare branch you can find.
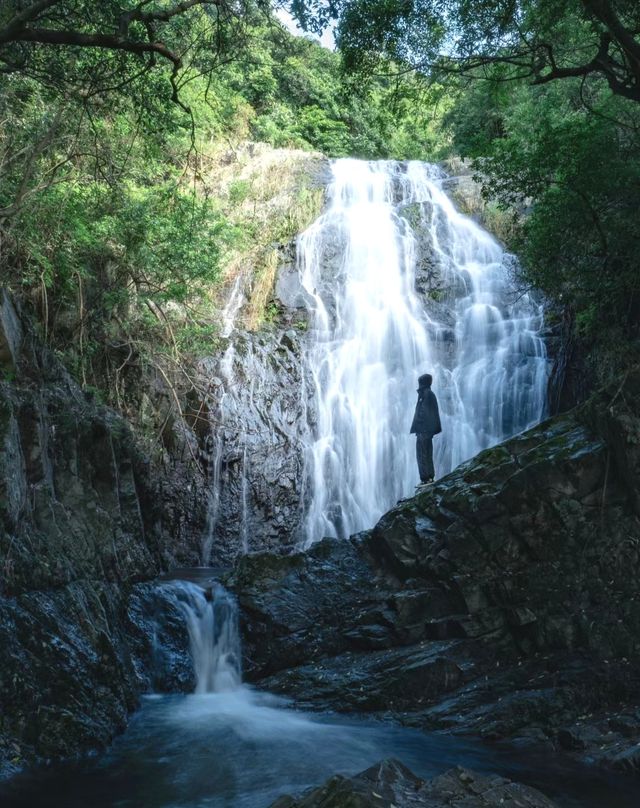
[9,27,182,68]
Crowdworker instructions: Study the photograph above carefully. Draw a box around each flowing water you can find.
[199,159,549,553]
[299,160,549,542]
[164,581,241,694]
[2,580,638,808]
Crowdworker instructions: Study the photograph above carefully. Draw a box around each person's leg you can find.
[416,434,425,481]
[425,435,435,480]
[416,434,432,483]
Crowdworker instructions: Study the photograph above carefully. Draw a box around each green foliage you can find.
[445,70,640,377]
[174,322,220,357]
[302,1,640,106]
[263,301,281,323]
[0,1,254,108]
[207,23,450,159]
[297,0,640,379]
[12,170,238,311]
[228,179,252,205]
[115,184,238,303]
[0,62,249,402]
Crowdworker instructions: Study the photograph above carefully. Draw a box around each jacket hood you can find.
[417,373,433,390]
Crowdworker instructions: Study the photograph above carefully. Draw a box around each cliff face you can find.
[197,327,312,560]
[0,293,201,775]
[228,369,640,770]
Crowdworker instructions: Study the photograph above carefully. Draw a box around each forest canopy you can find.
[293,0,640,104]
[0,3,449,404]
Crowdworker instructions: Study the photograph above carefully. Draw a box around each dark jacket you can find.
[410,386,442,436]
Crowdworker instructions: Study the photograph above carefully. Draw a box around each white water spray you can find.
[167,581,241,694]
[299,159,549,543]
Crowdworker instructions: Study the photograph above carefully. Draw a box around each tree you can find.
[0,1,257,108]
[442,59,640,385]
[291,0,640,105]
[287,1,640,378]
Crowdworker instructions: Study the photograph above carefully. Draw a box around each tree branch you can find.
[121,0,222,30]
[9,27,182,68]
[582,0,640,68]
[0,0,61,45]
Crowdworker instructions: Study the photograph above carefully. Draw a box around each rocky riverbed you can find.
[270,759,558,808]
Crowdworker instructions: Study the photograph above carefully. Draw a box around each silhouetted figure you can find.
[410,373,442,483]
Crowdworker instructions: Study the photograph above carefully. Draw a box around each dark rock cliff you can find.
[0,293,203,775]
[227,369,640,771]
[197,326,312,561]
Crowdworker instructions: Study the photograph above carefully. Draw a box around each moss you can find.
[472,443,513,468]
[398,202,423,230]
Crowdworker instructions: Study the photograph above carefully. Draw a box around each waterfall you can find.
[220,273,246,338]
[299,159,549,543]
[165,581,242,694]
[201,432,224,565]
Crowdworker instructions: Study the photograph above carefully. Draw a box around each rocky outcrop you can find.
[0,293,203,775]
[227,370,640,770]
[270,759,558,808]
[198,326,312,559]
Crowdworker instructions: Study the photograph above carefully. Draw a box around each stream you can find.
[2,689,639,808]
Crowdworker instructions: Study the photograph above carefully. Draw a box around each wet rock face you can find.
[0,581,195,776]
[228,370,640,766]
[270,759,558,808]
[199,328,312,560]
[0,292,22,373]
[0,295,205,774]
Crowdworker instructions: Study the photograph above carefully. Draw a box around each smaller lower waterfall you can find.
[165,581,241,694]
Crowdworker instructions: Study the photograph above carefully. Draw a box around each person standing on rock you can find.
[410,373,442,484]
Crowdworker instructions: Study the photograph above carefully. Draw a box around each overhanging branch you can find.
[10,27,182,68]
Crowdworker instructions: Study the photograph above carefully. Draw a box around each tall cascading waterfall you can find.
[164,581,242,693]
[299,159,549,543]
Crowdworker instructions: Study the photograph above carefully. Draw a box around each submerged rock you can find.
[270,759,558,807]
